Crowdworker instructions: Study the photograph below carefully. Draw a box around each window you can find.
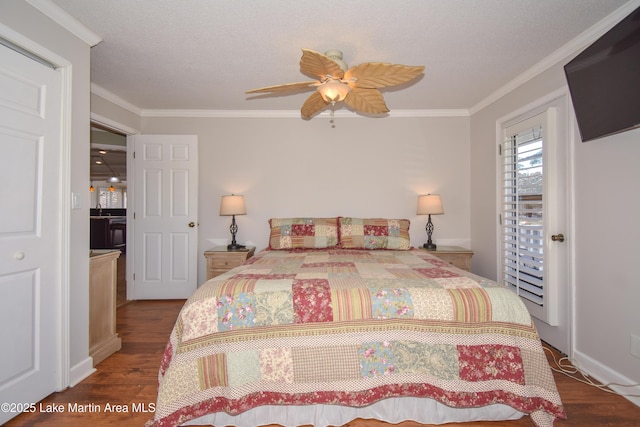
[501,109,558,325]
[98,186,126,208]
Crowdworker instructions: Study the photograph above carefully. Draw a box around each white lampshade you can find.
[417,194,444,215]
[219,194,247,216]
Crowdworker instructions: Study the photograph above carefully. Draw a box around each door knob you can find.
[551,234,565,242]
[15,251,25,260]
[188,222,196,228]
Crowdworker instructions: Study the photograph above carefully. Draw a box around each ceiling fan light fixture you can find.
[246,49,424,120]
[317,78,351,104]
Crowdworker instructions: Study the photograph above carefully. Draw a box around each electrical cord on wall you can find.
[542,343,640,398]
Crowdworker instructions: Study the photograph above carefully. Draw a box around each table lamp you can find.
[417,194,444,250]
[219,194,247,250]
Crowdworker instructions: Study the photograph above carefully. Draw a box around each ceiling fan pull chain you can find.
[330,109,336,128]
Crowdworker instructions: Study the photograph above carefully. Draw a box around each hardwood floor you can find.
[116,255,128,307]
[5,300,640,426]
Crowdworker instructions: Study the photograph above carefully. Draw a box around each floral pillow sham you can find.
[268,217,339,249]
[339,217,411,250]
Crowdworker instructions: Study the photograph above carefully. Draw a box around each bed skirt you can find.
[182,397,524,426]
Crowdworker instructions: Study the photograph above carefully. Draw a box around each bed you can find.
[146,217,566,427]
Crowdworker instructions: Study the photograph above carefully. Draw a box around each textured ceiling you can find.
[52,0,633,114]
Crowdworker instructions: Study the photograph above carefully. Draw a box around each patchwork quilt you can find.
[147,249,566,427]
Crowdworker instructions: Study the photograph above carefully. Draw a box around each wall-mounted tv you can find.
[564,6,640,142]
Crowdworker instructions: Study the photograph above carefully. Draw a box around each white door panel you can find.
[130,134,198,299]
[499,94,570,354]
[0,44,62,424]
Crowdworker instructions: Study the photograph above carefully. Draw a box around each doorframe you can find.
[90,113,140,302]
[0,24,73,389]
[494,87,576,356]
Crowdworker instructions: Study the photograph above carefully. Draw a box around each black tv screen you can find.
[564,6,640,142]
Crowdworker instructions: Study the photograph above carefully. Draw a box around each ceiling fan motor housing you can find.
[324,49,348,71]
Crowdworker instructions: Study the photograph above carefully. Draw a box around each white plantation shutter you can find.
[501,110,557,325]
[98,186,124,208]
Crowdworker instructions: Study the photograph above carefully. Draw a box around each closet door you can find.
[0,44,62,424]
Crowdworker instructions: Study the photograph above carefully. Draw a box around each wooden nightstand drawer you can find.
[204,246,255,280]
[210,253,245,269]
[421,246,473,272]
[436,253,472,271]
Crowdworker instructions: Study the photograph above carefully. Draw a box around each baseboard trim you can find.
[572,349,640,407]
[68,357,96,387]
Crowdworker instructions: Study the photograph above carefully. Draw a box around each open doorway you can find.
[89,124,128,306]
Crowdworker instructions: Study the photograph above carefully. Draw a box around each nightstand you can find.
[422,246,473,271]
[204,246,255,280]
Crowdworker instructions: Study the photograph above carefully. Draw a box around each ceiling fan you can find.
[246,49,425,120]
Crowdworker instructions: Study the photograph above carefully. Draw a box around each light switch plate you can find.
[72,192,81,209]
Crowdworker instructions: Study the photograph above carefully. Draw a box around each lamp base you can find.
[227,243,246,251]
[423,242,437,251]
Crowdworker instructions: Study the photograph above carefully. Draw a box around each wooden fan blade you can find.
[343,87,389,115]
[300,49,345,80]
[300,91,329,119]
[246,81,317,94]
[344,63,424,89]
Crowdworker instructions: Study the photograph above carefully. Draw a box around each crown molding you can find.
[91,83,142,116]
[392,109,469,118]
[138,108,469,119]
[26,0,102,47]
[93,84,468,119]
[469,0,640,115]
[140,109,302,118]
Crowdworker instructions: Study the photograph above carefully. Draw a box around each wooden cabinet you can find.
[89,249,122,366]
[90,216,126,252]
[204,246,256,280]
[423,246,474,271]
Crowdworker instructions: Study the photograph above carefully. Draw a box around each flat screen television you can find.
[564,6,640,142]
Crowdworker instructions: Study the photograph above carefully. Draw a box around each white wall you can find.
[470,39,640,403]
[140,115,471,285]
[0,0,94,383]
[573,126,640,402]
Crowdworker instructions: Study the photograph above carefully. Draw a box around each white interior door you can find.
[0,44,62,424]
[129,134,198,299]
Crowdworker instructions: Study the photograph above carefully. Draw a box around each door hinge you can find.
[498,144,502,156]
[499,213,502,225]
[133,151,136,159]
